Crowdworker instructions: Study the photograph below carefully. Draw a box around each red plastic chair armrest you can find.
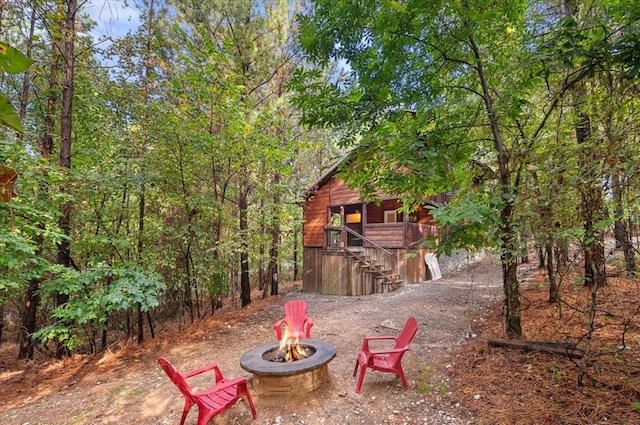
[363,335,398,342]
[368,346,410,356]
[182,363,224,383]
[361,335,398,351]
[192,377,247,397]
[274,319,286,340]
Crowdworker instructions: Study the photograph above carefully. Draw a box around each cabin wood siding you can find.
[406,248,430,283]
[320,250,353,295]
[303,187,329,247]
[305,176,365,248]
[305,249,409,295]
[327,178,361,206]
[303,247,323,292]
[407,223,439,244]
[363,223,405,248]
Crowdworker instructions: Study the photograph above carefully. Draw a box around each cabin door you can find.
[342,204,363,247]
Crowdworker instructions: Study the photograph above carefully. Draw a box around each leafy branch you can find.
[0,42,35,132]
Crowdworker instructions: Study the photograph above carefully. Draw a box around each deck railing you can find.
[324,225,395,275]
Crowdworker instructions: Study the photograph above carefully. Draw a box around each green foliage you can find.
[0,42,35,73]
[0,94,24,132]
[0,198,63,302]
[33,325,81,352]
[0,0,337,359]
[288,68,361,128]
[294,0,536,256]
[295,0,639,270]
[603,1,640,78]
[0,42,35,131]
[427,190,503,255]
[34,263,165,350]
[0,229,36,300]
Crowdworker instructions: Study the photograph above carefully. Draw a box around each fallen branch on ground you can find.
[487,338,583,359]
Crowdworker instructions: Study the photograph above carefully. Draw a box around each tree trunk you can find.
[546,242,559,303]
[101,324,108,351]
[136,181,146,340]
[136,179,146,342]
[575,108,606,287]
[269,237,279,296]
[501,204,522,338]
[17,5,43,360]
[293,220,299,281]
[0,303,3,345]
[259,196,266,293]
[555,240,569,272]
[239,182,251,307]
[18,5,36,122]
[177,153,195,322]
[612,165,636,275]
[537,245,545,269]
[55,0,78,358]
[487,338,582,358]
[562,0,607,288]
[135,0,156,342]
[18,275,40,358]
[269,171,281,296]
[182,245,194,322]
[469,34,522,338]
[137,305,144,344]
[537,194,558,303]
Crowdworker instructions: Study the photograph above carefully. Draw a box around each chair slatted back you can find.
[158,357,193,400]
[394,317,418,350]
[284,300,308,334]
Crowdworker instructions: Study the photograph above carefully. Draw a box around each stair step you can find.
[342,248,400,294]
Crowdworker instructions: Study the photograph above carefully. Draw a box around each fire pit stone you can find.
[240,339,337,395]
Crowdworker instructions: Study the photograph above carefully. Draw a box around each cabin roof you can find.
[305,152,351,199]
[305,150,453,205]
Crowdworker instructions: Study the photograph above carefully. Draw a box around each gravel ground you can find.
[0,253,504,425]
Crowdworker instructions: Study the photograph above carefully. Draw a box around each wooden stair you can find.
[342,249,404,294]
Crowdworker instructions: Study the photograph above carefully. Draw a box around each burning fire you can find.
[277,327,311,362]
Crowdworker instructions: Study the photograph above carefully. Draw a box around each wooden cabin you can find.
[302,158,450,296]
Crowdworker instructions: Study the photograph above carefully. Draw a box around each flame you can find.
[278,326,291,351]
[277,326,309,362]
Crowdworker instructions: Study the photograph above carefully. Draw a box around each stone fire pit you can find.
[240,339,337,396]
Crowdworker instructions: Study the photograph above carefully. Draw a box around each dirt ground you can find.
[1,253,501,425]
[1,252,639,424]
[449,255,640,425]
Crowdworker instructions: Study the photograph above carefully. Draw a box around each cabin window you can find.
[346,210,361,224]
[330,213,342,226]
[384,210,397,223]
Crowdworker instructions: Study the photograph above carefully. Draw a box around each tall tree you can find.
[293,0,622,337]
[12,0,65,359]
[168,0,306,307]
[53,0,78,358]
[0,5,37,356]
[2,0,49,359]
[560,1,607,287]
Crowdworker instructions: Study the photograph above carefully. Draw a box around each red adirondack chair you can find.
[352,316,419,393]
[157,357,257,425]
[274,300,314,341]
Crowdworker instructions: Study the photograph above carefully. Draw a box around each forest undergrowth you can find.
[448,257,640,424]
